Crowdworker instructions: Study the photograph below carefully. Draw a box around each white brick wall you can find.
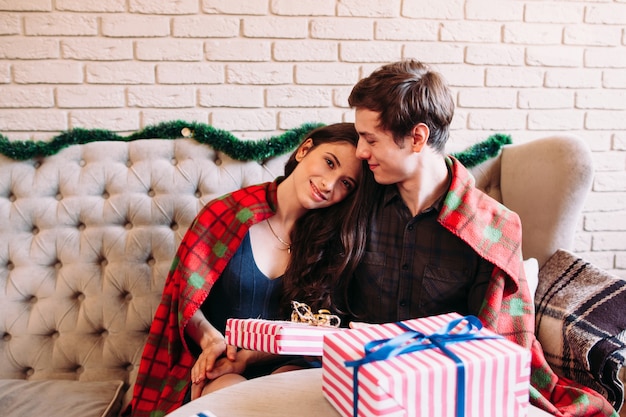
[0,0,625,275]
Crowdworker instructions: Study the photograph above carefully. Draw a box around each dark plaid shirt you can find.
[347,172,493,323]
[345,158,617,416]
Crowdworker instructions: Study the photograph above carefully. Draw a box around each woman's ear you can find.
[410,123,430,153]
[295,138,315,162]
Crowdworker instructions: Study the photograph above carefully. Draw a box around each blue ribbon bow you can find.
[344,315,502,417]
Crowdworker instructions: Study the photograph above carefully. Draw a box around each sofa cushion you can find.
[0,379,124,417]
[524,257,539,302]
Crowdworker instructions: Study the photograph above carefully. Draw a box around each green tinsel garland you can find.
[0,120,511,168]
[453,133,512,167]
[0,120,324,162]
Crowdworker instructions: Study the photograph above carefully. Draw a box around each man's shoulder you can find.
[447,157,520,222]
[441,160,522,245]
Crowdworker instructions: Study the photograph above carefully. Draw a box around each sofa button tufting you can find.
[56,193,63,201]
[2,333,11,341]
[101,259,108,267]
[171,222,179,231]
[215,158,222,166]
[8,193,16,202]
[78,223,86,231]
[126,363,134,372]
[125,222,133,230]
[126,160,132,168]
[171,158,177,165]
[6,261,14,270]
[76,293,85,302]
[102,191,110,199]
[75,365,84,374]
[100,330,109,337]
[79,160,86,167]
[25,367,34,377]
[50,330,60,340]
[148,189,155,197]
[124,292,133,302]
[28,295,38,304]
[54,261,62,270]
[147,257,155,266]
[32,226,39,235]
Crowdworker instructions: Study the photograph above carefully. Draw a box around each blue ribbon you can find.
[344,315,502,417]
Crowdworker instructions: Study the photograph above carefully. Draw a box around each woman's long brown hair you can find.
[279,123,376,318]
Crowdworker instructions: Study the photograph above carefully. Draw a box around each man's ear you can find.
[410,123,430,153]
[295,138,314,162]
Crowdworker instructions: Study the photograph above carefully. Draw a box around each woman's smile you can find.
[310,179,327,202]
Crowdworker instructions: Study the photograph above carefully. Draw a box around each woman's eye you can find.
[342,179,353,190]
[325,158,334,168]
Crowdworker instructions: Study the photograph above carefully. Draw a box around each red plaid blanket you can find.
[440,158,617,417]
[129,182,278,417]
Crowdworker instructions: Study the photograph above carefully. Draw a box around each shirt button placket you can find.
[398,222,415,319]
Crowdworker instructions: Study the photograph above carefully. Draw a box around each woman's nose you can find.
[320,178,331,191]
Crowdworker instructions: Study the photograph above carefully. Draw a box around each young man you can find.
[344,59,616,417]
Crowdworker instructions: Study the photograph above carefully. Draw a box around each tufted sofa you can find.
[0,134,624,417]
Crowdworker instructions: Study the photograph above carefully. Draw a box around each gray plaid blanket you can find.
[535,249,626,410]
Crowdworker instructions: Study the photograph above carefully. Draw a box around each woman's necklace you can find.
[265,218,292,253]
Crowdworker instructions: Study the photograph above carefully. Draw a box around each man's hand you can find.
[349,321,373,329]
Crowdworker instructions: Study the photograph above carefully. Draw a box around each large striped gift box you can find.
[225,318,343,356]
[322,313,531,417]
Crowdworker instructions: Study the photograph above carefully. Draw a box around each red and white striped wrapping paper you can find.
[322,312,531,417]
[225,318,344,356]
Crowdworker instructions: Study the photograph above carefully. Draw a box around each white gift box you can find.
[225,318,343,356]
[322,312,531,417]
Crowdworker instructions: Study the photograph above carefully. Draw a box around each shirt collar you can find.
[381,157,453,213]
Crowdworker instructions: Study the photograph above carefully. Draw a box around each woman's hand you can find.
[190,345,242,400]
[191,338,227,384]
[190,338,228,400]
[205,345,247,379]
[185,310,230,397]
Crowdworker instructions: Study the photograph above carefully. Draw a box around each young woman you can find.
[130,123,366,417]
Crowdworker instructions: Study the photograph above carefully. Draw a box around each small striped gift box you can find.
[322,312,531,417]
[225,318,344,356]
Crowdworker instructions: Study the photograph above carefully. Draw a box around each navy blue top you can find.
[202,231,285,334]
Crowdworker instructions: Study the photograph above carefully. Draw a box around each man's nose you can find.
[356,139,369,160]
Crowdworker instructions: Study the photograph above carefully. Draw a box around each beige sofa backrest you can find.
[471,134,593,267]
[0,134,593,412]
[0,139,289,410]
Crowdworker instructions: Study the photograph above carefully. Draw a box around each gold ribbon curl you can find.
[290,300,340,328]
